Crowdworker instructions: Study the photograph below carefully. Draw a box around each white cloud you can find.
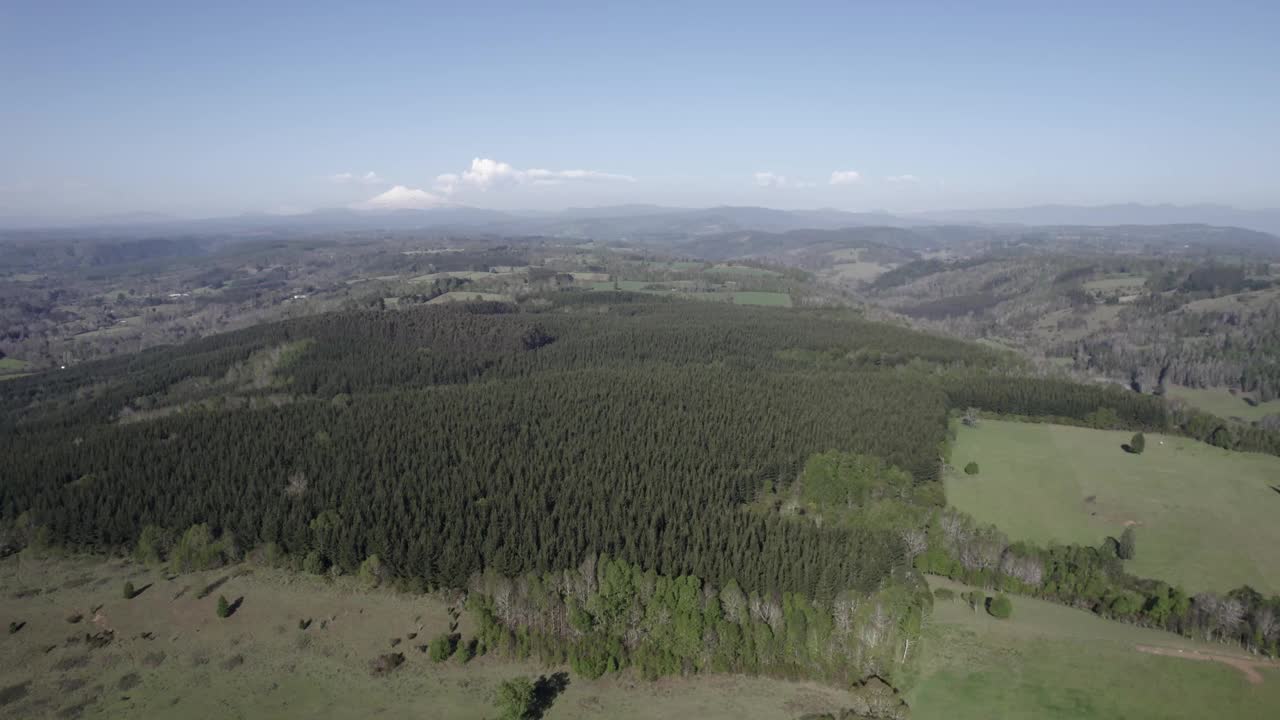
[754,171,786,188]
[829,170,863,185]
[887,174,921,184]
[434,157,634,195]
[357,185,453,210]
[753,172,816,189]
[328,171,386,186]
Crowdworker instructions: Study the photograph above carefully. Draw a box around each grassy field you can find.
[0,555,857,719]
[946,420,1280,593]
[728,291,792,307]
[0,357,32,376]
[704,264,781,277]
[590,280,654,291]
[426,291,513,304]
[1082,275,1146,292]
[823,262,891,283]
[911,576,1280,719]
[1165,385,1280,422]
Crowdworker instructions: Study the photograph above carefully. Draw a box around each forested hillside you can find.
[4,293,1277,689]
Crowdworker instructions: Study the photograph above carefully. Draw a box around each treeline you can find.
[918,507,1280,658]
[943,374,1280,457]
[468,555,929,688]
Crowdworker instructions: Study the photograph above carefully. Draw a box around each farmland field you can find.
[1165,385,1280,422]
[590,280,654,291]
[911,576,1280,719]
[822,261,892,283]
[1082,275,1146,292]
[426,291,513,304]
[0,357,31,373]
[704,264,781,277]
[727,291,791,307]
[0,556,859,720]
[946,420,1280,593]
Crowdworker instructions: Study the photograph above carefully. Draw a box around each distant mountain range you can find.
[3,204,1278,252]
[912,204,1280,236]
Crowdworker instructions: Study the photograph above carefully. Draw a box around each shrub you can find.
[169,524,234,573]
[216,595,231,619]
[302,551,325,576]
[987,594,1013,619]
[494,676,536,720]
[123,581,135,599]
[1126,432,1145,454]
[428,632,458,662]
[357,554,385,588]
[933,587,955,601]
[963,461,979,475]
[133,525,170,565]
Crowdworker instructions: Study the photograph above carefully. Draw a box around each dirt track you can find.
[1135,644,1280,685]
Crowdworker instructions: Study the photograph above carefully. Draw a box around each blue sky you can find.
[2,1,1277,219]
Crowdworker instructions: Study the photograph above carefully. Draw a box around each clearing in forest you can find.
[1165,385,1280,423]
[911,577,1280,720]
[946,420,1280,593]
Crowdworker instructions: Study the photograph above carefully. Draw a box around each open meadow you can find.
[0,555,858,720]
[946,420,1280,593]
[911,577,1280,719]
[1165,385,1280,423]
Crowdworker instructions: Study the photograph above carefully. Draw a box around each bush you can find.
[987,594,1013,619]
[428,632,458,662]
[133,525,171,565]
[216,595,231,619]
[933,587,955,601]
[357,554,385,588]
[169,524,234,574]
[963,461,980,475]
[494,676,536,720]
[123,581,135,599]
[302,551,325,576]
[1126,432,1145,454]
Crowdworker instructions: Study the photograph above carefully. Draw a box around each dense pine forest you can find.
[3,292,1279,685]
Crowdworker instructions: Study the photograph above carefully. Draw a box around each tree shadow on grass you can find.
[196,576,230,599]
[126,583,153,599]
[530,672,570,719]
[225,597,244,618]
